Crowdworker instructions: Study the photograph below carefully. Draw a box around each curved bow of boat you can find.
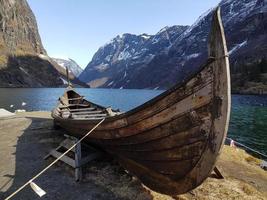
[111,7,231,195]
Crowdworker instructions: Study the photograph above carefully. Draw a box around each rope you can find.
[226,137,267,160]
[5,118,105,200]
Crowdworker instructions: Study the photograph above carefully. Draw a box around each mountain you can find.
[52,58,83,77]
[0,0,88,88]
[79,26,189,88]
[79,0,267,94]
[37,55,89,87]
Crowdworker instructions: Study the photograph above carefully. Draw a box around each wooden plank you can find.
[43,145,62,159]
[104,127,206,152]
[50,150,75,168]
[60,110,104,116]
[68,96,84,101]
[70,111,103,115]
[68,107,96,112]
[72,113,107,118]
[68,104,89,107]
[59,107,96,112]
[73,117,105,120]
[93,106,210,145]
[109,140,205,161]
[58,105,70,109]
[117,84,212,136]
[136,157,200,179]
[71,112,106,116]
[126,69,213,125]
[94,84,211,137]
[60,139,76,152]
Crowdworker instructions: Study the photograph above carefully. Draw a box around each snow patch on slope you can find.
[107,81,114,86]
[38,54,50,60]
[185,53,200,60]
[60,77,68,84]
[123,71,127,79]
[141,34,151,39]
[229,40,247,55]
[118,50,131,61]
[222,0,259,25]
[182,8,214,38]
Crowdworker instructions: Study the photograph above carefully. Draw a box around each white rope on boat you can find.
[226,137,267,160]
[5,118,105,200]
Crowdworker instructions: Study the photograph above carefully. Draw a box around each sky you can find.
[27,0,221,69]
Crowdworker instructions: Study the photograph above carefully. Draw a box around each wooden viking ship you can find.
[52,8,231,195]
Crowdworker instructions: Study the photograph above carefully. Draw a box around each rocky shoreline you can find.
[0,112,266,200]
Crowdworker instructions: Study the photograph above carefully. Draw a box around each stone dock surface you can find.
[0,112,266,200]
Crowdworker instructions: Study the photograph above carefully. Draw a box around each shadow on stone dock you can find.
[0,112,266,200]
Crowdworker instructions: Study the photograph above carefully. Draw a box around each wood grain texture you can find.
[52,7,231,195]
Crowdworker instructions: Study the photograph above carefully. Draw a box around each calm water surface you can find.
[0,88,266,157]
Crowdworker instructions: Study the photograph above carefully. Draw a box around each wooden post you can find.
[213,166,224,179]
[75,139,82,181]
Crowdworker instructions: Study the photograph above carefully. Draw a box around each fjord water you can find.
[0,88,266,156]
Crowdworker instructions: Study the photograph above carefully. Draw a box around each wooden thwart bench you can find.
[59,106,96,110]
[68,96,84,101]
[61,110,103,115]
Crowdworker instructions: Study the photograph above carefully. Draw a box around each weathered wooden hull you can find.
[52,8,231,195]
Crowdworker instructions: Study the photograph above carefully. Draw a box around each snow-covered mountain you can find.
[52,57,83,77]
[79,0,267,93]
[78,26,188,88]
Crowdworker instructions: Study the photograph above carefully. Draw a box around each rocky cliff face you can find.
[0,0,46,56]
[0,0,87,87]
[80,0,267,93]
